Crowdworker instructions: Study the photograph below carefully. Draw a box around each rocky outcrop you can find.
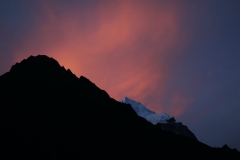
[121,97,197,140]
[156,122,198,140]
[222,144,239,153]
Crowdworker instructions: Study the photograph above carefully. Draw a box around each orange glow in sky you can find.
[14,0,191,117]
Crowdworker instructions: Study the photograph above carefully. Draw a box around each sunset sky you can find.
[0,0,240,150]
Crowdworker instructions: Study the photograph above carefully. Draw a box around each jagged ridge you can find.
[121,97,174,124]
[121,97,197,140]
[0,55,239,159]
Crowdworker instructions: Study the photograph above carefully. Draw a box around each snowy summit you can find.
[121,97,176,124]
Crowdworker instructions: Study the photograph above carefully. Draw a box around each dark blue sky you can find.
[0,0,240,150]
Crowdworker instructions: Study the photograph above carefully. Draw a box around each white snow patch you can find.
[121,97,176,124]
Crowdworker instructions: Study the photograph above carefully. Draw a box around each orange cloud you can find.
[14,1,190,117]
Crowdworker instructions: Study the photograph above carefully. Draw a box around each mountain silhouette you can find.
[0,55,239,159]
[121,97,197,140]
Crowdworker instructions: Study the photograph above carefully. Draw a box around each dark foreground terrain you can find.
[0,55,239,159]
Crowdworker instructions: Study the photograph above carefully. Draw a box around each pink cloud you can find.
[14,0,191,117]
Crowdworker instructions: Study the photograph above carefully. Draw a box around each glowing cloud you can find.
[14,0,190,116]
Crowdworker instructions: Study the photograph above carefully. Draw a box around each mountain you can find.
[121,97,197,140]
[0,55,239,159]
[121,97,170,124]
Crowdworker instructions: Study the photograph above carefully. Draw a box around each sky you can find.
[0,0,240,150]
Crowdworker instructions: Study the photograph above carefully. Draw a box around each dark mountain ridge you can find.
[0,55,239,159]
[156,121,198,140]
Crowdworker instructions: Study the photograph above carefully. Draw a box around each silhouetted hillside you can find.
[0,55,239,159]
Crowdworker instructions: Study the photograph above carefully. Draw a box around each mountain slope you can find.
[0,55,239,159]
[121,97,197,140]
[121,97,174,124]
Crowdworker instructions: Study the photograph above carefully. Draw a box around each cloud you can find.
[14,0,190,116]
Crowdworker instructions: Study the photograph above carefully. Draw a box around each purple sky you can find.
[0,0,240,150]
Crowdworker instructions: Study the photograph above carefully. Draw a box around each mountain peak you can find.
[10,55,62,72]
[122,97,172,122]
[121,97,175,124]
[121,97,182,124]
[121,97,199,140]
[121,97,155,116]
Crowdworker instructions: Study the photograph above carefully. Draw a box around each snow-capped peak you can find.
[121,97,155,117]
[121,97,175,124]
